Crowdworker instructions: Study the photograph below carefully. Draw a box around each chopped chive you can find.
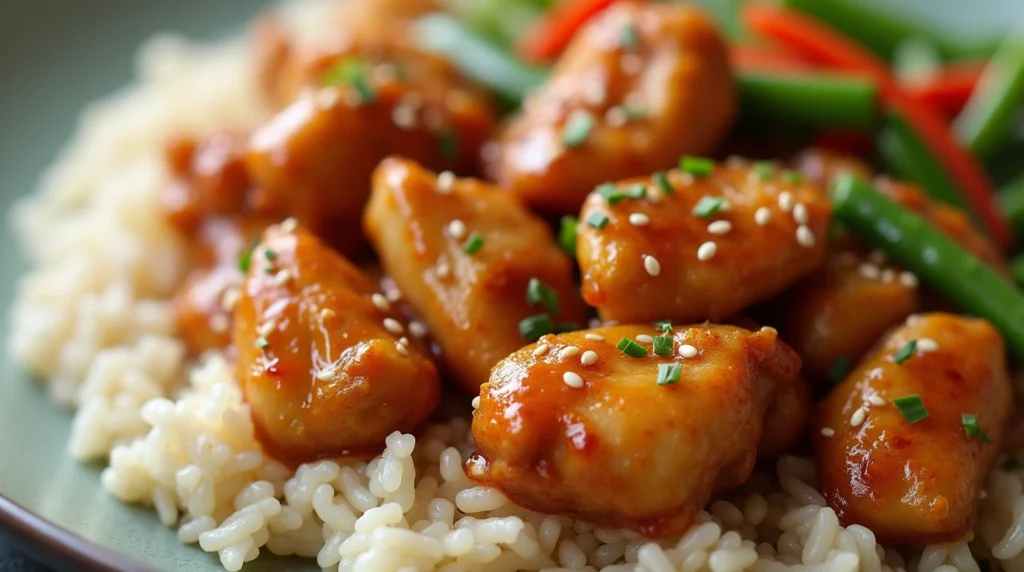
[321,58,377,104]
[1004,456,1023,470]
[893,340,918,365]
[623,184,647,199]
[783,170,804,184]
[462,232,484,254]
[520,313,555,342]
[961,413,992,443]
[656,363,682,385]
[616,337,649,358]
[653,172,675,196]
[438,130,459,159]
[562,110,596,149]
[527,278,560,313]
[586,212,610,230]
[554,321,579,334]
[598,182,628,205]
[619,23,640,51]
[238,241,258,273]
[892,394,929,424]
[653,336,673,357]
[624,105,648,121]
[826,356,852,384]
[692,195,725,218]
[754,161,774,181]
[264,249,277,261]
[680,155,715,178]
[654,320,673,334]
[255,336,269,350]
[558,216,578,254]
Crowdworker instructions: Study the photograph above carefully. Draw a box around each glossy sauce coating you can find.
[484,3,736,214]
[467,324,801,537]
[815,313,1012,545]
[578,160,830,323]
[364,158,588,394]
[233,224,440,464]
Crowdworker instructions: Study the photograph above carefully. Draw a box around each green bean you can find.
[1012,252,1024,287]
[414,14,547,104]
[998,172,1024,237]
[736,71,877,128]
[954,19,1024,159]
[876,112,971,213]
[830,172,1024,360]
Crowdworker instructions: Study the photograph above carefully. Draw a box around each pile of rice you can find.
[9,1,1024,570]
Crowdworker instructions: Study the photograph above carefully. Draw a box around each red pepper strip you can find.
[729,43,817,72]
[812,130,875,156]
[902,63,985,117]
[516,0,622,65]
[741,3,1013,250]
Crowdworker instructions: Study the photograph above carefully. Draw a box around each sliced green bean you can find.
[1012,252,1024,287]
[830,173,1024,360]
[736,71,878,128]
[876,112,970,213]
[954,19,1024,159]
[998,172,1024,237]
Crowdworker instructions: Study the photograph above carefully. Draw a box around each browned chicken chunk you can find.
[364,158,588,394]
[467,323,801,537]
[578,160,830,323]
[815,313,1012,545]
[233,223,440,464]
[484,2,736,214]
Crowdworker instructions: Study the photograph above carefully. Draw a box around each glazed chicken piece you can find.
[815,313,1012,545]
[163,133,251,232]
[484,2,736,215]
[364,158,588,394]
[245,41,496,257]
[233,223,440,464]
[467,323,802,537]
[758,373,813,458]
[578,159,830,324]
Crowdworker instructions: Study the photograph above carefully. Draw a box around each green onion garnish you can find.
[656,363,682,385]
[562,110,596,149]
[892,394,929,424]
[255,336,269,350]
[438,130,459,159]
[754,161,774,181]
[617,337,649,358]
[321,58,377,104]
[653,336,673,357]
[558,216,578,254]
[623,184,647,199]
[527,278,560,314]
[680,155,715,177]
[826,356,852,384]
[654,320,673,334]
[462,232,484,254]
[238,241,258,273]
[619,23,640,51]
[692,196,725,218]
[893,340,917,365]
[597,183,628,205]
[586,212,610,230]
[961,413,992,443]
[264,249,277,261]
[624,105,648,121]
[520,314,555,342]
[783,170,804,184]
[653,172,674,196]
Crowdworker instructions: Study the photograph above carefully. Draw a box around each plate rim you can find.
[0,492,156,572]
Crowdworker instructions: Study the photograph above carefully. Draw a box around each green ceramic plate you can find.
[0,1,1020,571]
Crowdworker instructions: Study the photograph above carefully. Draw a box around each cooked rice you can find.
[8,0,1024,570]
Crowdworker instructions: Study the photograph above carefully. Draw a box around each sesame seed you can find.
[916,337,939,352]
[793,203,809,225]
[221,288,241,312]
[644,255,662,276]
[850,407,867,427]
[281,217,298,232]
[880,269,895,283]
[707,220,732,235]
[395,342,409,356]
[899,271,919,288]
[858,263,881,280]
[409,321,428,339]
[258,321,277,338]
[391,103,418,130]
[778,192,794,212]
[629,213,650,226]
[719,199,733,213]
[585,333,605,341]
[319,308,336,320]
[371,293,391,311]
[754,207,772,226]
[868,249,888,265]
[533,344,550,357]
[820,427,835,437]
[437,171,455,193]
[697,241,718,261]
[562,371,585,388]
[316,367,336,381]
[274,270,292,285]
[436,259,451,279]
[471,396,481,409]
[605,106,627,128]
[559,346,580,359]
[398,336,410,346]
[448,219,467,240]
[796,225,815,247]
[386,288,403,302]
[679,344,698,358]
[383,318,404,335]
[635,334,654,344]
[581,350,598,366]
[210,314,230,333]
[868,395,886,407]
[584,81,607,106]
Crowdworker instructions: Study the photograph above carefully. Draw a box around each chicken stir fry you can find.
[815,313,1012,545]
[467,324,801,536]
